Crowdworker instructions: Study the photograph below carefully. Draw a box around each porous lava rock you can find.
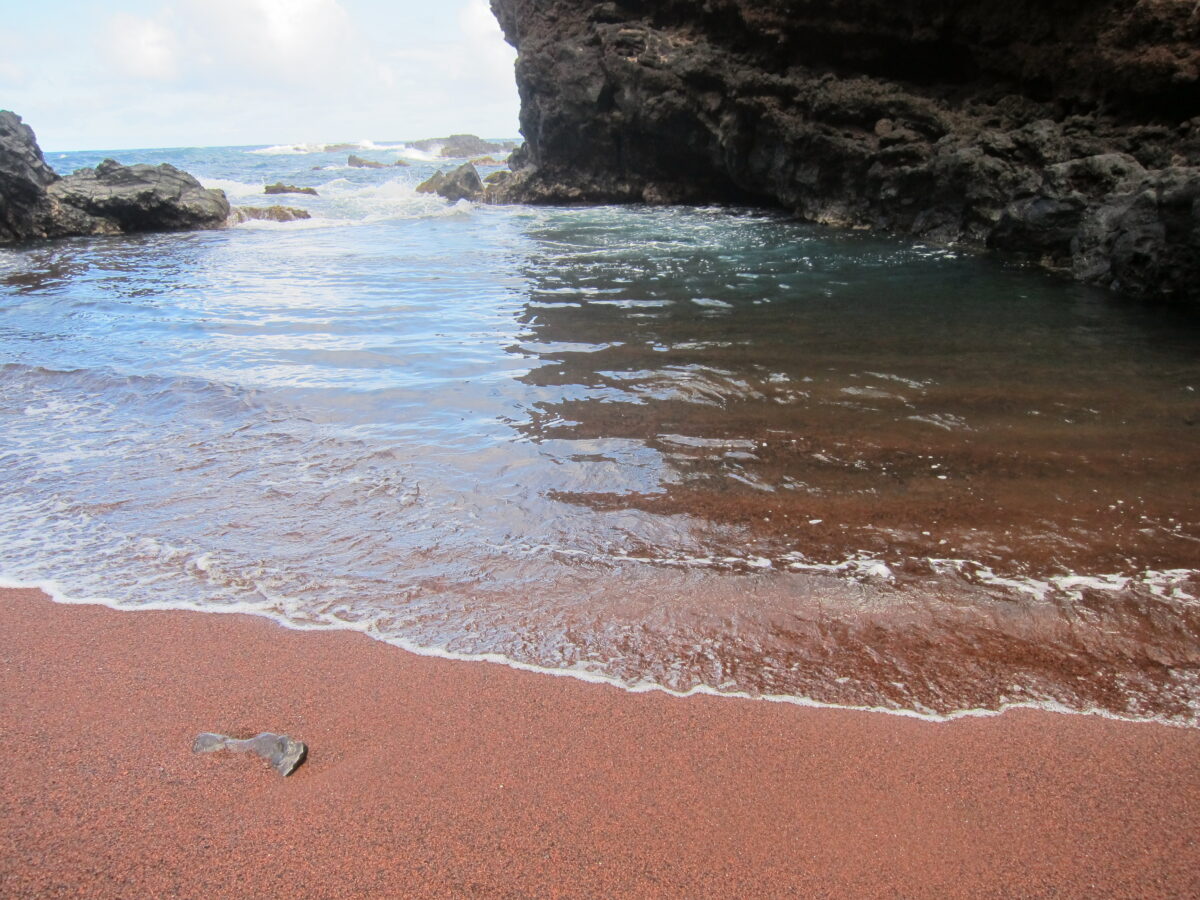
[0,110,229,242]
[488,0,1200,301]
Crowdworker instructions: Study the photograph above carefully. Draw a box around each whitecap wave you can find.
[248,139,425,157]
[200,177,272,199]
[248,142,330,155]
[221,177,472,228]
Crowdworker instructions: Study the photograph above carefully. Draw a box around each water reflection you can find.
[2,198,1199,722]
[508,208,1200,576]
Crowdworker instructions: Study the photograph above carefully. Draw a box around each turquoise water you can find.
[2,141,1198,722]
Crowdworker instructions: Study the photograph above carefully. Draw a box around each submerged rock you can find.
[0,110,229,242]
[231,204,312,223]
[416,162,484,202]
[265,182,318,196]
[489,0,1200,302]
[193,731,308,776]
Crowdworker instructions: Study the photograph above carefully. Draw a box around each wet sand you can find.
[2,586,1198,899]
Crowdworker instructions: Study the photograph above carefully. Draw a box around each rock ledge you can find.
[489,0,1200,302]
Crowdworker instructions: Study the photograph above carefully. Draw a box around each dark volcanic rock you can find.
[489,0,1200,301]
[265,182,318,196]
[48,159,230,233]
[416,162,485,201]
[1,110,229,242]
[0,111,61,242]
[231,204,313,223]
[410,134,517,158]
[193,732,307,776]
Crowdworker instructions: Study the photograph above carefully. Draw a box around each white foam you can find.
[216,176,473,229]
[863,371,930,391]
[1,572,1191,729]
[246,139,410,156]
[248,142,328,155]
[391,145,439,162]
[200,177,272,199]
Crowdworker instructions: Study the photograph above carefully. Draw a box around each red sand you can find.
[1,587,1198,898]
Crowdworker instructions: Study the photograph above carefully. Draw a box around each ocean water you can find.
[2,141,1198,724]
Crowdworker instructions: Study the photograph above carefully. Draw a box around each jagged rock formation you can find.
[417,162,486,201]
[47,160,231,234]
[489,0,1200,301]
[0,110,229,242]
[0,111,61,242]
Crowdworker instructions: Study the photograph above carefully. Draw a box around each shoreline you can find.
[2,585,1199,897]
[7,575,1193,730]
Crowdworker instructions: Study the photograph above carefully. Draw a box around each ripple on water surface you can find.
[2,146,1199,724]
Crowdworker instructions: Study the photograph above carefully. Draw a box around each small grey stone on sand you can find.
[192,732,307,776]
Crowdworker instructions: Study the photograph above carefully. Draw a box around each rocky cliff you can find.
[0,111,229,243]
[489,0,1200,301]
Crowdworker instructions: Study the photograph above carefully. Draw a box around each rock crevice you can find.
[489,0,1200,301]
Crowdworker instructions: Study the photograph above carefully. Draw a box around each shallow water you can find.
[2,142,1198,723]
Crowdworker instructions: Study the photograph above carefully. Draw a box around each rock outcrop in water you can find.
[348,153,410,169]
[231,204,313,223]
[488,1,1200,301]
[0,110,230,242]
[417,162,486,201]
[410,134,518,158]
[265,182,318,196]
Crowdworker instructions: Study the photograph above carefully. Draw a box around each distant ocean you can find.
[2,139,1198,724]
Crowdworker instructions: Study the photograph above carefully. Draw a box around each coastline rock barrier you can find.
[417,162,485,202]
[0,110,229,242]
[488,0,1200,302]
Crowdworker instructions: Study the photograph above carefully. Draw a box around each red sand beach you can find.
[1,586,1198,898]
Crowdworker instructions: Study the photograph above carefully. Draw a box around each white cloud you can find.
[0,59,27,87]
[104,13,179,80]
[21,0,522,149]
[179,0,361,80]
[458,0,517,85]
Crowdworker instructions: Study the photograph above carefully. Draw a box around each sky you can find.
[1,0,521,151]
